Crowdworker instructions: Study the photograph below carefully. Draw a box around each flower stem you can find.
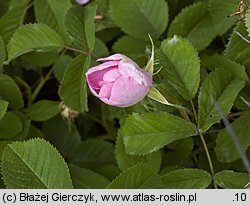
[63,45,99,59]
[228,111,249,118]
[190,99,217,189]
[30,67,54,105]
[14,76,32,106]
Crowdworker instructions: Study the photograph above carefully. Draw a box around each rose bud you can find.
[86,54,153,107]
[75,0,89,5]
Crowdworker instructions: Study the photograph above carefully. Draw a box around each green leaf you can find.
[0,100,8,121]
[27,125,44,140]
[0,1,9,16]
[64,5,96,51]
[216,170,250,189]
[0,112,22,140]
[25,100,59,122]
[112,35,148,66]
[94,165,121,181]
[42,115,81,158]
[234,85,250,110]
[0,141,10,161]
[168,2,216,51]
[59,54,90,112]
[208,0,238,36]
[167,138,194,159]
[122,112,197,155]
[7,23,64,63]
[69,164,110,189]
[225,22,250,75]
[160,166,184,175]
[115,134,162,171]
[1,138,73,188]
[21,52,58,69]
[0,0,28,43]
[110,0,168,40]
[34,0,72,39]
[161,169,211,188]
[7,0,31,8]
[53,54,72,82]
[198,68,245,132]
[108,163,163,188]
[0,36,5,69]
[246,8,250,34]
[92,38,109,59]
[11,112,31,141]
[96,27,121,43]
[69,139,116,169]
[157,36,200,100]
[215,111,250,162]
[90,0,116,32]
[201,54,249,82]
[0,74,24,109]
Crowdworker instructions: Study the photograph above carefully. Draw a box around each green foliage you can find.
[34,0,72,39]
[110,0,168,40]
[25,100,59,121]
[69,139,116,169]
[215,111,250,162]
[198,68,245,132]
[157,36,200,100]
[53,54,73,82]
[13,112,31,141]
[7,23,64,63]
[246,8,250,34]
[202,55,249,82]
[0,74,24,109]
[161,169,211,188]
[0,0,29,43]
[59,54,90,112]
[1,138,72,188]
[93,38,109,59]
[112,36,148,66]
[167,138,194,160]
[90,0,115,32]
[0,36,5,69]
[64,5,96,51]
[21,52,58,69]
[122,112,196,155]
[0,112,22,140]
[42,115,81,157]
[168,2,216,51]
[215,170,250,188]
[0,100,8,121]
[69,164,110,188]
[0,0,250,189]
[225,22,250,74]
[115,134,162,171]
[208,0,238,36]
[108,163,164,188]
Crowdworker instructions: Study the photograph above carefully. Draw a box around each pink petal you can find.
[118,60,152,86]
[99,81,110,87]
[86,67,113,91]
[97,54,126,62]
[103,68,121,82]
[86,61,119,94]
[86,61,119,75]
[109,76,150,107]
[99,83,114,99]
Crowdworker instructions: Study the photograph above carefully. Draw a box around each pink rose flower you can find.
[86,54,152,107]
[75,0,89,5]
